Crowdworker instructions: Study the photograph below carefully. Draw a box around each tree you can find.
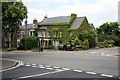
[78,30,96,48]
[2,1,27,47]
[96,22,120,46]
[82,39,89,50]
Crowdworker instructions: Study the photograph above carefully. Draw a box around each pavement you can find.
[2,62,119,79]
[0,58,22,72]
[12,47,119,56]
[1,47,119,79]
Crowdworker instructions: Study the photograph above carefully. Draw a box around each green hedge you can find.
[20,36,38,50]
[7,47,17,52]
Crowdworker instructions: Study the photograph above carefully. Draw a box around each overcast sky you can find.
[22,0,119,28]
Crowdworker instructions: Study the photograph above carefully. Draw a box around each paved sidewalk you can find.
[1,58,22,72]
[11,47,119,56]
[2,59,16,70]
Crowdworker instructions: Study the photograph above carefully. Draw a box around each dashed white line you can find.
[62,68,70,70]
[45,65,51,67]
[25,65,31,67]
[73,70,82,73]
[39,67,45,68]
[86,72,97,75]
[101,74,113,77]
[53,67,60,68]
[46,68,53,70]
[31,66,38,68]
[54,69,62,71]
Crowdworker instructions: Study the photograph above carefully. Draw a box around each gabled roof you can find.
[70,17,85,29]
[37,16,71,25]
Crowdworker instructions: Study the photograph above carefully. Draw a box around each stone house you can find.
[37,14,94,48]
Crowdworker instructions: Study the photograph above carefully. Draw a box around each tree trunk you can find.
[2,33,5,48]
[11,32,17,47]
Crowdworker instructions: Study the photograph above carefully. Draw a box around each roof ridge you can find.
[48,16,70,19]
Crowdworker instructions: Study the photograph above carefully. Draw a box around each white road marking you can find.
[73,70,82,73]
[25,65,31,67]
[21,63,25,66]
[31,66,38,68]
[54,69,62,71]
[62,68,70,70]
[14,70,66,79]
[101,74,113,77]
[39,67,45,68]
[46,68,53,70]
[86,72,97,75]
[0,58,23,72]
[53,67,60,68]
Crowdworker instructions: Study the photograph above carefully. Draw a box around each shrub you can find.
[7,47,17,52]
[20,36,38,50]
[82,39,89,50]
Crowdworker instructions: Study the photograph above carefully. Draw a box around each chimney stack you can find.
[44,15,48,19]
[33,18,37,24]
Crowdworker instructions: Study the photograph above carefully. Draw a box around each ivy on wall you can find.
[42,13,95,48]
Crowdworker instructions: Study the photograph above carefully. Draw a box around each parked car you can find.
[58,44,74,51]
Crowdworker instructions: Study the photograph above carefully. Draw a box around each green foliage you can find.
[82,39,89,50]
[54,22,70,26]
[20,36,38,50]
[7,47,16,52]
[73,36,82,45]
[79,17,92,30]
[69,13,77,24]
[97,22,120,46]
[2,1,27,47]
[33,29,38,37]
[78,30,96,48]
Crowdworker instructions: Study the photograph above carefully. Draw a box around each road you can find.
[1,47,119,79]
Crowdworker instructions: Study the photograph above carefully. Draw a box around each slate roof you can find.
[37,16,71,25]
[70,17,85,29]
[20,24,37,29]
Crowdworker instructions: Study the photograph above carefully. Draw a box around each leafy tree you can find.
[2,1,27,47]
[78,30,96,48]
[73,36,82,45]
[82,39,89,50]
[96,22,120,46]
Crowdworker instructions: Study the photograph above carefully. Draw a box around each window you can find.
[38,31,42,37]
[56,31,58,37]
[60,32,62,37]
[43,31,45,37]
[53,31,56,37]
[48,32,50,37]
[30,31,33,36]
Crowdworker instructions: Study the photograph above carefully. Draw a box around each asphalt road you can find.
[1,47,119,79]
[2,63,118,79]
